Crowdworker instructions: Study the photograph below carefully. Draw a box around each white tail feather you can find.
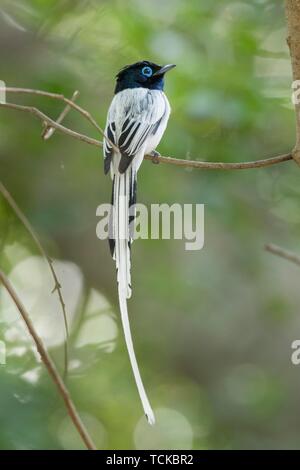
[114,171,155,425]
[118,287,155,425]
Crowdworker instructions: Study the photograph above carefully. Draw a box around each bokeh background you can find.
[1,0,300,450]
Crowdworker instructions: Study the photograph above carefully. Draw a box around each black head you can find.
[115,60,176,94]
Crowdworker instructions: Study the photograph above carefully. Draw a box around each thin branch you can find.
[144,152,293,169]
[42,90,80,140]
[0,101,101,147]
[265,243,300,267]
[0,99,293,170]
[0,270,97,451]
[1,87,104,137]
[0,181,69,378]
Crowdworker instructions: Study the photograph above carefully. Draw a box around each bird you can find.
[103,60,175,425]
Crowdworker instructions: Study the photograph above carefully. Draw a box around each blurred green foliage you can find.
[1,0,300,450]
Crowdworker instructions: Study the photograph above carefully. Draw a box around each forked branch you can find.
[0,86,294,170]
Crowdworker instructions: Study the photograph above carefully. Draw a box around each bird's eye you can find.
[141,66,152,77]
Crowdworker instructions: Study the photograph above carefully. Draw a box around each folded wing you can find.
[104,89,167,174]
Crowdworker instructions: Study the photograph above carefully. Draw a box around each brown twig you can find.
[0,101,101,147]
[265,243,300,267]
[0,270,97,451]
[1,87,104,136]
[0,86,119,152]
[0,181,69,378]
[144,152,293,169]
[0,96,293,170]
[42,90,80,140]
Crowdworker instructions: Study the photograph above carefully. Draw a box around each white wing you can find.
[103,89,169,174]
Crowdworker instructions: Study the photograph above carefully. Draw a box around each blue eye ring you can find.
[141,66,152,77]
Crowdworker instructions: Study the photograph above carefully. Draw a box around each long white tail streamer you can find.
[114,171,155,425]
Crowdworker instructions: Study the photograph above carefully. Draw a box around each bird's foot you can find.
[150,150,160,164]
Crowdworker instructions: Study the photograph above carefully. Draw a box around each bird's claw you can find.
[150,150,160,164]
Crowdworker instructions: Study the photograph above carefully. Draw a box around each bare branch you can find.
[144,152,293,170]
[42,90,80,140]
[0,270,97,451]
[265,243,300,267]
[0,101,101,147]
[0,181,69,378]
[0,96,293,170]
[1,86,104,137]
